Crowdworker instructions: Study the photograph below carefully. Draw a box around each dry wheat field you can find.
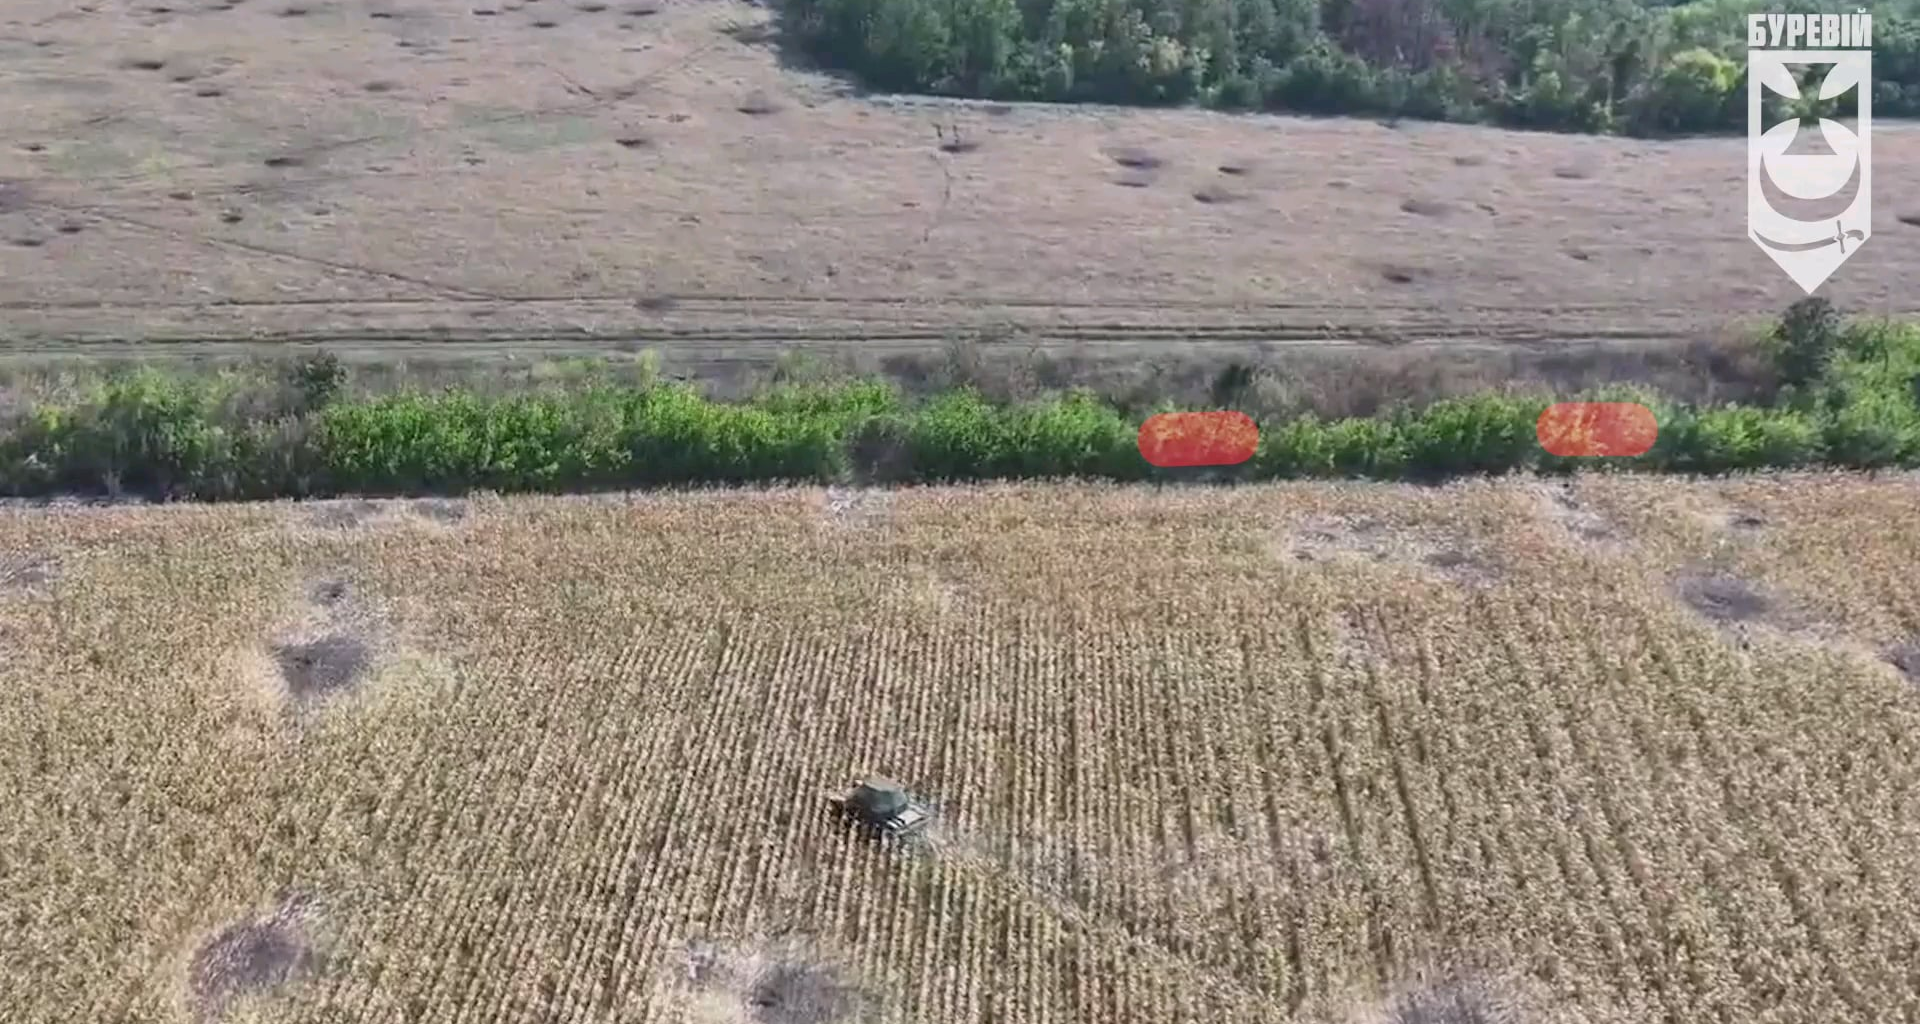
[4,475,1920,1024]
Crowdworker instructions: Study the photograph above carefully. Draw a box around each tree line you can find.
[783,0,1920,133]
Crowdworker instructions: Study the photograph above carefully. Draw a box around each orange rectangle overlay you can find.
[1536,402,1658,457]
[1137,411,1259,468]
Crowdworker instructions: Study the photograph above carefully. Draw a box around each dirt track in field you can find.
[2,0,1918,369]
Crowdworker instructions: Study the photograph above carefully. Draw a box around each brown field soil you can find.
[0,0,1917,377]
[4,474,1920,1023]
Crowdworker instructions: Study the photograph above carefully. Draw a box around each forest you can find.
[782,0,1920,133]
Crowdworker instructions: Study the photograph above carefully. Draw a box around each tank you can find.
[830,776,931,840]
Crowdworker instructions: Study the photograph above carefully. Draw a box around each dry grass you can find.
[2,0,1917,366]
[4,476,1920,1024]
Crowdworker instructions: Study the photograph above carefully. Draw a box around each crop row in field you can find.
[3,477,1918,1023]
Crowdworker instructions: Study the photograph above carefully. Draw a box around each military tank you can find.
[827,776,931,842]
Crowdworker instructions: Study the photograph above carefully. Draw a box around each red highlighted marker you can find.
[1537,402,1658,457]
[1138,411,1260,468]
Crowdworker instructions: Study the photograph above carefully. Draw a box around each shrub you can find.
[1396,394,1546,477]
[1658,405,1823,472]
[1772,296,1844,390]
[1624,47,1737,134]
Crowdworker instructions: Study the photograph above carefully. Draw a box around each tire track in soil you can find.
[849,617,917,1011]
[1334,606,1436,985]
[1178,624,1243,973]
[1718,648,1909,1019]
[26,202,508,301]
[1510,598,1692,1024]
[1353,607,1446,935]
[1568,617,1748,1024]
[1639,623,1867,1024]
[1235,620,1310,1013]
[1015,608,1063,1024]
[1397,608,1543,981]
[923,616,974,1023]
[1211,614,1283,1001]
[1297,608,1400,989]
[1484,597,1659,1011]
[1449,594,1613,1012]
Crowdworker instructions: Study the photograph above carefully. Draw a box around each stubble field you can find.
[3,475,1919,1024]
[3,0,1920,375]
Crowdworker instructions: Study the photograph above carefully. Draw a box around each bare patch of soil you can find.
[1673,572,1772,624]
[1287,516,1494,583]
[737,91,781,115]
[1887,640,1920,684]
[272,633,371,702]
[1192,183,1243,205]
[821,486,890,527]
[408,497,468,523]
[1538,483,1615,542]
[1353,975,1525,1024]
[186,897,319,1021]
[0,554,58,591]
[1693,501,1768,536]
[1105,146,1162,170]
[1422,547,1497,585]
[305,577,350,607]
[306,500,381,529]
[676,936,876,1024]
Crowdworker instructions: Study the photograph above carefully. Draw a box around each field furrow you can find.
[11,480,1920,1024]
[459,631,634,1024]
[1640,626,1847,1024]
[1499,600,1685,1020]
[1562,620,1747,1024]
[551,627,717,1022]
